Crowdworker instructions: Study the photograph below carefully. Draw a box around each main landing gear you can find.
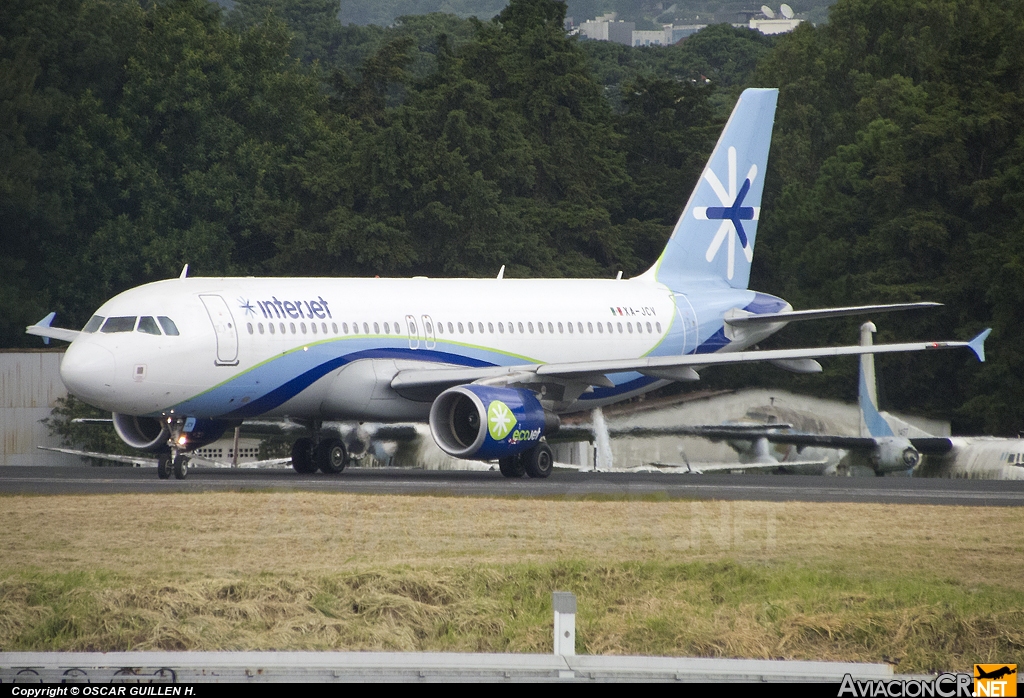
[499,442,553,479]
[291,430,350,475]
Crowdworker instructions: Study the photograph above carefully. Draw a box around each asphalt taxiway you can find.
[2,464,1024,505]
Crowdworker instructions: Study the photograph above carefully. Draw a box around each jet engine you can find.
[112,413,227,452]
[429,385,559,460]
[870,437,921,474]
[112,413,170,451]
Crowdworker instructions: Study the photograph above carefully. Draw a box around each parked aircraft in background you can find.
[27,88,989,480]
[643,322,1021,479]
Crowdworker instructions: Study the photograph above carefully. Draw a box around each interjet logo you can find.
[693,146,759,280]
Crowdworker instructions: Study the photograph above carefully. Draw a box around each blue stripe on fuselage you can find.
[167,290,791,418]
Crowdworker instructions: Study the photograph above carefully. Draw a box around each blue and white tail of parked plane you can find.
[27,88,990,480]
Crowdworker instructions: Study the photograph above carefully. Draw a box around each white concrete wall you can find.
[0,350,79,465]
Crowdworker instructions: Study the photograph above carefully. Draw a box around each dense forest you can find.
[333,1,840,28]
[3,0,1024,434]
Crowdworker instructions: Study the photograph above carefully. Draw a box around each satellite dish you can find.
[780,3,795,18]
[761,5,775,18]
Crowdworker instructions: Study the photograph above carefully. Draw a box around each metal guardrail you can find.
[0,594,896,682]
[0,651,893,683]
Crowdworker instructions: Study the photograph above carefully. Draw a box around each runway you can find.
[3,464,1024,505]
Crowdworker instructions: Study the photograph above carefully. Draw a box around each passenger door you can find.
[199,294,239,365]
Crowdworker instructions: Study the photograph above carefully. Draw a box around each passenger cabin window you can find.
[157,317,179,336]
[101,316,137,333]
[83,316,104,333]
[135,316,161,335]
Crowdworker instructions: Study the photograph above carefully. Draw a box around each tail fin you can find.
[858,322,894,437]
[641,88,778,289]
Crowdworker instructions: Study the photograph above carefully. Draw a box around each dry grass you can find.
[1,493,1023,671]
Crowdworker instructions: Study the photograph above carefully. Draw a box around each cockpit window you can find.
[82,316,104,333]
[137,316,161,335]
[157,316,179,336]
[101,316,137,333]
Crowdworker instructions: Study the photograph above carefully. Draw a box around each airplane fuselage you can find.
[918,438,1024,480]
[59,276,790,422]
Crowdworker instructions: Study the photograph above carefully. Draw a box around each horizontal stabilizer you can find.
[725,302,942,326]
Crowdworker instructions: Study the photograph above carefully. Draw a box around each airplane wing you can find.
[608,424,795,439]
[614,425,956,455]
[390,330,991,395]
[723,302,941,326]
[643,458,831,474]
[25,313,80,344]
[38,445,157,467]
[40,445,296,469]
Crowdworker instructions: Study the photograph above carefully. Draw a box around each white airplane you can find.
[26,88,989,480]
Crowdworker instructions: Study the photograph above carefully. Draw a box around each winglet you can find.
[968,328,991,362]
[36,312,56,345]
[26,312,80,344]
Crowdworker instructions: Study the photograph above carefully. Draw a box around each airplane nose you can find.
[60,341,116,404]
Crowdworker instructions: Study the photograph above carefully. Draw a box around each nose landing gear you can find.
[156,417,192,480]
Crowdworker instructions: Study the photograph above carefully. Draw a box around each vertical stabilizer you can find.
[858,322,894,437]
[641,88,778,289]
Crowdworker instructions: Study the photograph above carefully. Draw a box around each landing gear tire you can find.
[172,454,189,480]
[524,443,553,479]
[499,454,526,478]
[316,438,348,474]
[157,453,172,480]
[291,437,317,474]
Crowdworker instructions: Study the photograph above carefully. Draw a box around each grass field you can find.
[1,492,1022,672]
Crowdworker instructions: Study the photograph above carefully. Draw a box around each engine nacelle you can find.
[429,385,559,460]
[870,437,921,474]
[112,413,228,452]
[112,413,170,452]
